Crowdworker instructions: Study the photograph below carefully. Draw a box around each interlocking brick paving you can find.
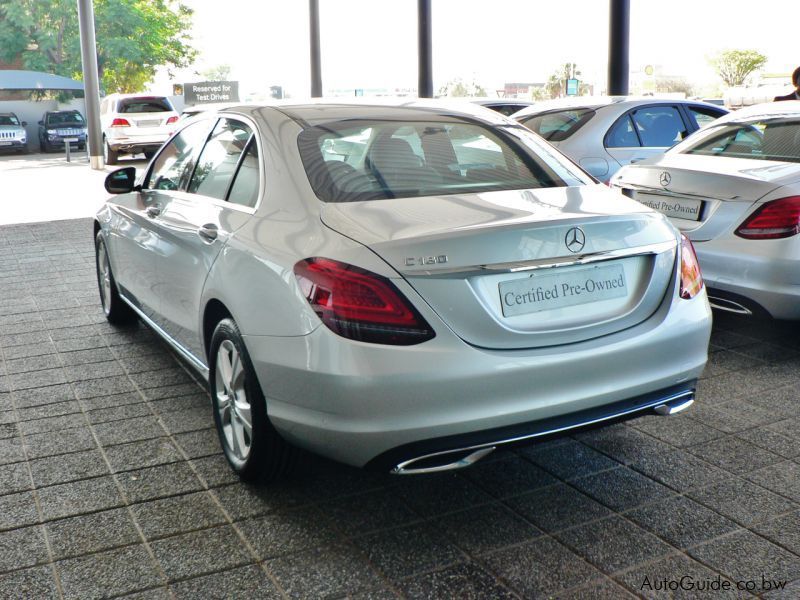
[0,218,798,598]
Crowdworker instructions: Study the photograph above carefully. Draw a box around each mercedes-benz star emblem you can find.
[565,227,586,254]
[660,171,672,187]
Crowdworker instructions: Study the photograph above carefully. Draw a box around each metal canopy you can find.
[0,70,84,91]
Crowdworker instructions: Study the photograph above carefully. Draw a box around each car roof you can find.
[240,98,516,126]
[512,96,725,119]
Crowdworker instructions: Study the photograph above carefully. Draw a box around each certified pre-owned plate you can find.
[637,196,703,221]
[499,263,627,317]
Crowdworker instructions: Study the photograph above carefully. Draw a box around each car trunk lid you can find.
[613,154,800,241]
[321,185,679,349]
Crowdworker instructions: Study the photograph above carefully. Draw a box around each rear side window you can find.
[606,115,639,148]
[517,108,595,142]
[630,106,685,147]
[188,118,253,201]
[687,105,725,130]
[118,97,173,113]
[299,119,582,203]
[682,118,800,163]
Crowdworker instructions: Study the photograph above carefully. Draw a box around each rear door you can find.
[605,104,690,168]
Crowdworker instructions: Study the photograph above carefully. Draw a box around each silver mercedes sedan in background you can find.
[611,101,800,320]
[95,100,711,481]
[513,97,728,181]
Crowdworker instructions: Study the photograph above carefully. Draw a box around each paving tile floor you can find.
[0,218,799,599]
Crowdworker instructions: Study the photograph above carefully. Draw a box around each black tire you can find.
[103,137,119,165]
[95,232,137,325]
[209,318,294,482]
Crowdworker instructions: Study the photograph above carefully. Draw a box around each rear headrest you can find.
[367,137,421,172]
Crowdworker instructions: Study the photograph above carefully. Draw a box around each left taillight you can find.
[293,257,435,345]
[166,116,179,125]
[735,196,800,240]
[110,118,130,127]
[679,235,704,300]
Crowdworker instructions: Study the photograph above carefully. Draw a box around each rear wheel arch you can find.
[203,299,233,362]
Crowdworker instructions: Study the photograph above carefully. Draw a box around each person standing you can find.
[774,67,800,101]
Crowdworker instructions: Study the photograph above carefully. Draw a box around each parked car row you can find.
[96,99,712,481]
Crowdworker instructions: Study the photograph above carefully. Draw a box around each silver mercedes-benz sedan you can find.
[611,101,800,319]
[513,97,728,182]
[95,100,711,481]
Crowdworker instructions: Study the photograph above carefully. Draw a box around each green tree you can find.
[438,77,487,97]
[546,63,582,98]
[200,64,232,81]
[0,0,196,93]
[710,49,768,87]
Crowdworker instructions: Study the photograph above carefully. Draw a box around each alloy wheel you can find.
[215,339,252,461]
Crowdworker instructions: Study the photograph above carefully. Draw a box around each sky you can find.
[157,0,800,99]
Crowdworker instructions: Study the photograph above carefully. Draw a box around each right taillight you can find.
[110,118,131,127]
[735,196,800,240]
[679,235,704,300]
[293,257,435,345]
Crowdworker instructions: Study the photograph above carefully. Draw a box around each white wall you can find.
[0,98,86,151]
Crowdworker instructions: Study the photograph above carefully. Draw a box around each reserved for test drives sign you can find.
[184,80,240,105]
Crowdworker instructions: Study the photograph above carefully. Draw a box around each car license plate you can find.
[636,195,703,221]
[137,120,160,127]
[0,141,11,146]
[499,263,627,317]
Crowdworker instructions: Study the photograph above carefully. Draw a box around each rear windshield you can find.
[118,97,173,114]
[0,115,20,126]
[298,118,587,203]
[517,108,595,142]
[46,112,85,126]
[681,117,800,163]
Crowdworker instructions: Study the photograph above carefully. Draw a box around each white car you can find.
[100,93,179,164]
[513,97,728,182]
[611,101,800,319]
[95,100,710,481]
[0,112,28,154]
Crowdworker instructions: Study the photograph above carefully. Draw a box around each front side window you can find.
[681,118,800,162]
[188,119,253,200]
[146,120,211,191]
[299,118,588,203]
[631,106,685,147]
[518,108,595,142]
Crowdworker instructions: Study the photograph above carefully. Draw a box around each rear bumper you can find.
[694,237,800,320]
[106,133,169,154]
[244,290,711,468]
[368,382,696,473]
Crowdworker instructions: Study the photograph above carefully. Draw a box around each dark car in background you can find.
[38,110,87,152]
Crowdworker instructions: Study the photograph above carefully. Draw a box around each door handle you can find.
[198,224,218,242]
[145,205,161,218]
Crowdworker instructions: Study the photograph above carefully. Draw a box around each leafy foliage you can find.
[546,63,588,98]
[438,77,487,98]
[0,0,196,93]
[710,49,768,87]
[200,64,232,81]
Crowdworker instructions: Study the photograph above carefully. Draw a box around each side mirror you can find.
[38,120,43,126]
[21,121,27,127]
[105,167,139,194]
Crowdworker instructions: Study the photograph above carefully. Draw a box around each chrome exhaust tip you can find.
[708,296,753,316]
[653,392,694,416]
[391,446,495,475]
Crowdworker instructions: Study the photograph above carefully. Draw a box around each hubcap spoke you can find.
[215,338,252,461]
